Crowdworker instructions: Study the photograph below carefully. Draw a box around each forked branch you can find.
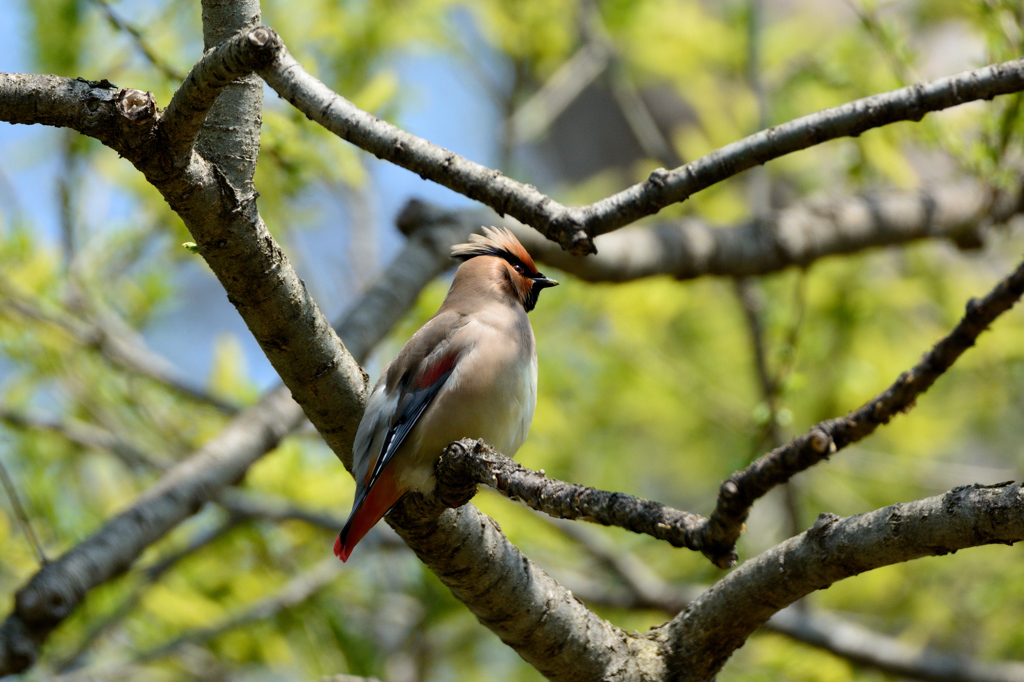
[702,253,1024,566]
[144,25,1024,254]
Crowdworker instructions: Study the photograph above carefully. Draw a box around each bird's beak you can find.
[533,275,559,289]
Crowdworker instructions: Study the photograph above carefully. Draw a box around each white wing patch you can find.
[351,379,399,491]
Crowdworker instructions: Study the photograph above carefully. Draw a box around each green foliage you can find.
[3,0,1024,680]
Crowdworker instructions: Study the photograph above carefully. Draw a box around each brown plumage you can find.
[335,227,557,561]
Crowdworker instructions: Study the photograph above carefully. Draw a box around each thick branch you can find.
[562,525,1024,682]
[0,220,462,675]
[701,252,1024,567]
[194,0,261,193]
[161,24,270,164]
[658,482,1024,680]
[0,74,157,149]
[434,439,706,551]
[386,494,665,681]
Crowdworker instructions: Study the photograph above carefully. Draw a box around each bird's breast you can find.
[399,316,538,492]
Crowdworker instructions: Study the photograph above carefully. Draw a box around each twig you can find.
[550,519,699,613]
[54,516,241,672]
[135,560,340,666]
[580,0,683,168]
[734,277,805,540]
[0,450,47,565]
[215,487,345,533]
[734,279,783,450]
[0,279,238,414]
[0,408,167,473]
[509,41,612,144]
[89,0,186,81]
[54,559,342,682]
[433,439,707,551]
[843,0,918,86]
[702,253,1024,566]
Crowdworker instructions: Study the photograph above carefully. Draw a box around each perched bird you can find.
[335,227,558,561]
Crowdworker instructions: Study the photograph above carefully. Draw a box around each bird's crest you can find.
[452,226,539,275]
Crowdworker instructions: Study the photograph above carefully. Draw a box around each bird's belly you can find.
[398,354,538,492]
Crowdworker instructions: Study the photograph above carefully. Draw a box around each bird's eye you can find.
[513,264,525,275]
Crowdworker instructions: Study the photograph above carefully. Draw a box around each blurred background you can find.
[2,0,1024,680]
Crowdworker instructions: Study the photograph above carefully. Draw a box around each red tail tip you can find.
[333,534,350,562]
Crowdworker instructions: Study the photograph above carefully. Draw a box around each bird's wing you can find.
[364,347,459,493]
[352,310,467,509]
[336,312,467,561]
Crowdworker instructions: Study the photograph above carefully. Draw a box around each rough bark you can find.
[657,483,1024,680]
[434,439,706,551]
[0,218,465,675]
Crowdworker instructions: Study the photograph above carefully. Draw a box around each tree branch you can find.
[508,41,611,144]
[385,494,666,681]
[0,217,463,676]
[561,522,1024,682]
[88,0,186,81]
[431,180,1021,283]
[658,482,1024,680]
[6,29,1024,257]
[244,26,1024,253]
[131,25,1024,254]
[397,177,1019,284]
[0,280,237,413]
[433,439,707,551]
[701,252,1024,567]
[160,22,269,164]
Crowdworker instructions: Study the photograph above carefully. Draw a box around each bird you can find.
[334,226,558,562]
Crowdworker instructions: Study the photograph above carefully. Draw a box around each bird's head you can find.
[451,226,558,312]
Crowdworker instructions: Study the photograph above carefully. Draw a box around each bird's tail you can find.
[335,468,406,562]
